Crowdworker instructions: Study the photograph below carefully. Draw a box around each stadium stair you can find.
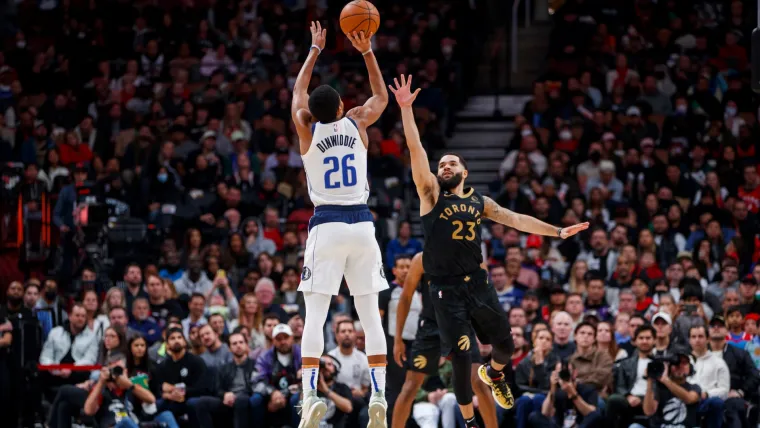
[408,95,529,238]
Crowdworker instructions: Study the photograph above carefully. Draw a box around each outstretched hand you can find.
[347,30,372,53]
[388,75,421,108]
[310,21,327,51]
[560,222,590,239]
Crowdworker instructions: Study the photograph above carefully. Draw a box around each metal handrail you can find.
[511,0,533,73]
[511,0,521,73]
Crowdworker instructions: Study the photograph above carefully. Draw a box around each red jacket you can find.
[58,143,93,166]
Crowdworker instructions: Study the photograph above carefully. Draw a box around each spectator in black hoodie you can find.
[152,327,208,417]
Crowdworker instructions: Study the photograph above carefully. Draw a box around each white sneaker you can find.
[367,391,388,428]
[298,390,327,428]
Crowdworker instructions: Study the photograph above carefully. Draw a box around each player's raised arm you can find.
[482,196,590,239]
[394,252,423,366]
[389,75,438,203]
[345,31,388,127]
[292,22,326,138]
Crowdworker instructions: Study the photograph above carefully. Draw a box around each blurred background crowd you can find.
[1,0,760,427]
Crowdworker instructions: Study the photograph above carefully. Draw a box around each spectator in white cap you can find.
[652,312,674,356]
[585,159,624,202]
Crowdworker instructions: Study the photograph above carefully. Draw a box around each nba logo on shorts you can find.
[438,290,442,299]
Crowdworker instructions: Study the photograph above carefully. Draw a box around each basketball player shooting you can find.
[388,75,589,428]
[291,22,390,428]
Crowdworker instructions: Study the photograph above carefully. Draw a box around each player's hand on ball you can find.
[310,21,326,51]
[559,222,590,239]
[388,75,421,108]
[347,30,372,53]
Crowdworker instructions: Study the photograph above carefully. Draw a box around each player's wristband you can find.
[310,45,322,54]
[362,49,372,56]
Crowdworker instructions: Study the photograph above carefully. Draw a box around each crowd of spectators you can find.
[489,0,760,427]
[0,0,482,427]
[3,0,760,428]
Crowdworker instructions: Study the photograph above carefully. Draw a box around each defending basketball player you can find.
[291,22,390,428]
[392,252,498,428]
[388,75,589,428]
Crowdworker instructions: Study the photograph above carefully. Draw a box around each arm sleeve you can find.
[39,329,57,364]
[185,357,208,397]
[706,360,730,399]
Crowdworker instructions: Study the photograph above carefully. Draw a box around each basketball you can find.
[339,1,380,36]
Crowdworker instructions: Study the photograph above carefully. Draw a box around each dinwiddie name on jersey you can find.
[316,134,357,153]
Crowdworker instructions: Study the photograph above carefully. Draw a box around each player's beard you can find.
[437,172,463,191]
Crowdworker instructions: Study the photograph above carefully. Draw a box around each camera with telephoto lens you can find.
[558,361,572,382]
[646,353,682,380]
[110,365,124,380]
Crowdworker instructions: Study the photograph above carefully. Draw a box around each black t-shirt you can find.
[96,387,138,428]
[149,299,183,328]
[317,381,352,428]
[652,381,701,428]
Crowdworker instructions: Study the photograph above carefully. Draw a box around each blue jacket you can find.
[385,238,423,268]
[253,344,302,396]
[53,184,77,228]
[128,318,162,345]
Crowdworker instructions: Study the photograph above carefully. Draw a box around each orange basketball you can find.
[339,1,380,36]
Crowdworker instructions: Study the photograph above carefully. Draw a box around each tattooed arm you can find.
[482,196,589,239]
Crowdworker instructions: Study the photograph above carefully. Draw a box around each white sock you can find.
[303,365,319,394]
[369,364,386,393]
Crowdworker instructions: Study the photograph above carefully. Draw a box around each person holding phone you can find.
[672,280,711,344]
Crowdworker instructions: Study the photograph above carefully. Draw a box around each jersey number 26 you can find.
[324,154,357,189]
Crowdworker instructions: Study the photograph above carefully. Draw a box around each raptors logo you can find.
[413,355,427,369]
[302,266,312,281]
[458,335,471,351]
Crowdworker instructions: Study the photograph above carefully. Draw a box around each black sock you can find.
[486,364,503,380]
[465,416,480,428]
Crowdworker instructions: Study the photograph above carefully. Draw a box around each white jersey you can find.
[302,117,369,206]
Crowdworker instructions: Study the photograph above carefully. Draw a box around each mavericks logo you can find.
[379,266,386,279]
[302,267,312,281]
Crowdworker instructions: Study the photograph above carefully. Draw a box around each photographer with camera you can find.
[316,354,353,428]
[640,346,701,428]
[529,359,603,428]
[83,354,155,427]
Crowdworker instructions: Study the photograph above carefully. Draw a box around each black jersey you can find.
[421,187,484,278]
[418,273,436,320]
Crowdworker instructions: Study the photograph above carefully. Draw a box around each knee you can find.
[234,395,250,410]
[289,392,301,407]
[186,397,200,408]
[607,394,627,408]
[249,393,265,407]
[706,396,725,410]
[532,394,546,409]
[725,397,745,412]
[440,392,458,409]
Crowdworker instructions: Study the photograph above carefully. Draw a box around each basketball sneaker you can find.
[298,390,327,428]
[367,391,388,428]
[478,364,515,409]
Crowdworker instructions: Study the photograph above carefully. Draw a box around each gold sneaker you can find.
[478,364,515,409]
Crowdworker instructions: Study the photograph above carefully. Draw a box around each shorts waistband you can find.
[309,204,373,231]
[427,269,487,286]
[314,204,370,213]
